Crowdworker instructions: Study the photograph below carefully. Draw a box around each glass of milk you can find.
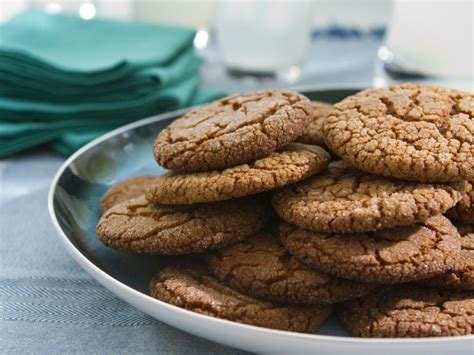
[215,0,313,80]
[380,0,473,79]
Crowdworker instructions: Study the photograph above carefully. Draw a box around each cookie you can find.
[149,265,332,332]
[323,83,473,182]
[147,144,329,205]
[99,176,156,215]
[207,229,373,304]
[297,101,333,146]
[421,224,474,290]
[96,196,268,255]
[337,286,473,337]
[279,215,461,284]
[273,161,461,233]
[154,90,313,173]
[446,180,474,223]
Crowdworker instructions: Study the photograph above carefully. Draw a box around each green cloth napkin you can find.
[0,9,225,157]
[0,74,199,121]
[0,9,201,103]
[0,9,195,79]
[0,47,202,103]
[0,79,223,157]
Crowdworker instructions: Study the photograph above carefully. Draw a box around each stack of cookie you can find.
[273,83,473,337]
[97,90,338,333]
[96,84,473,337]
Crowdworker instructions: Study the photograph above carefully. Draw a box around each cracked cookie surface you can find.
[279,215,461,284]
[149,265,332,332]
[337,285,473,337]
[99,176,156,215]
[273,161,461,233]
[446,180,474,223]
[297,101,333,146]
[147,143,330,205]
[207,229,373,304]
[421,224,474,290]
[96,196,268,254]
[323,83,473,182]
[154,90,313,172]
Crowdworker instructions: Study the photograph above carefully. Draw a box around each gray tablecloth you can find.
[0,152,244,354]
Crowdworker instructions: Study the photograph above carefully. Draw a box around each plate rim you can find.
[47,87,474,347]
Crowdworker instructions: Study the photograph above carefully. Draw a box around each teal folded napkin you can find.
[0,9,224,157]
[0,74,200,120]
[0,9,195,78]
[0,78,223,157]
[0,47,201,103]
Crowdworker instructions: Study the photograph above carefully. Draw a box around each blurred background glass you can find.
[0,0,394,87]
[381,0,473,79]
[215,0,313,80]
[0,0,471,92]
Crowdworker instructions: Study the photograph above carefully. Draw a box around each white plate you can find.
[48,88,474,354]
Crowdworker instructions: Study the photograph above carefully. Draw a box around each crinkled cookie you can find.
[323,83,473,182]
[337,286,473,337]
[96,196,268,254]
[149,265,332,332]
[147,144,330,205]
[279,215,461,284]
[421,224,474,290]
[207,229,373,304]
[99,176,156,215]
[273,161,461,233]
[154,90,313,172]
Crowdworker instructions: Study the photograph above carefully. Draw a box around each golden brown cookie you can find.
[297,101,333,146]
[154,90,313,173]
[323,83,473,182]
[96,196,268,255]
[279,215,461,284]
[146,143,330,205]
[149,265,332,332]
[337,286,473,337]
[273,161,461,233]
[446,181,474,223]
[99,176,156,215]
[207,229,373,304]
[421,224,474,290]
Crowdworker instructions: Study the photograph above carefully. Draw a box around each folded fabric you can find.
[0,74,200,121]
[0,9,225,157]
[0,85,223,157]
[0,9,195,81]
[0,47,202,103]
